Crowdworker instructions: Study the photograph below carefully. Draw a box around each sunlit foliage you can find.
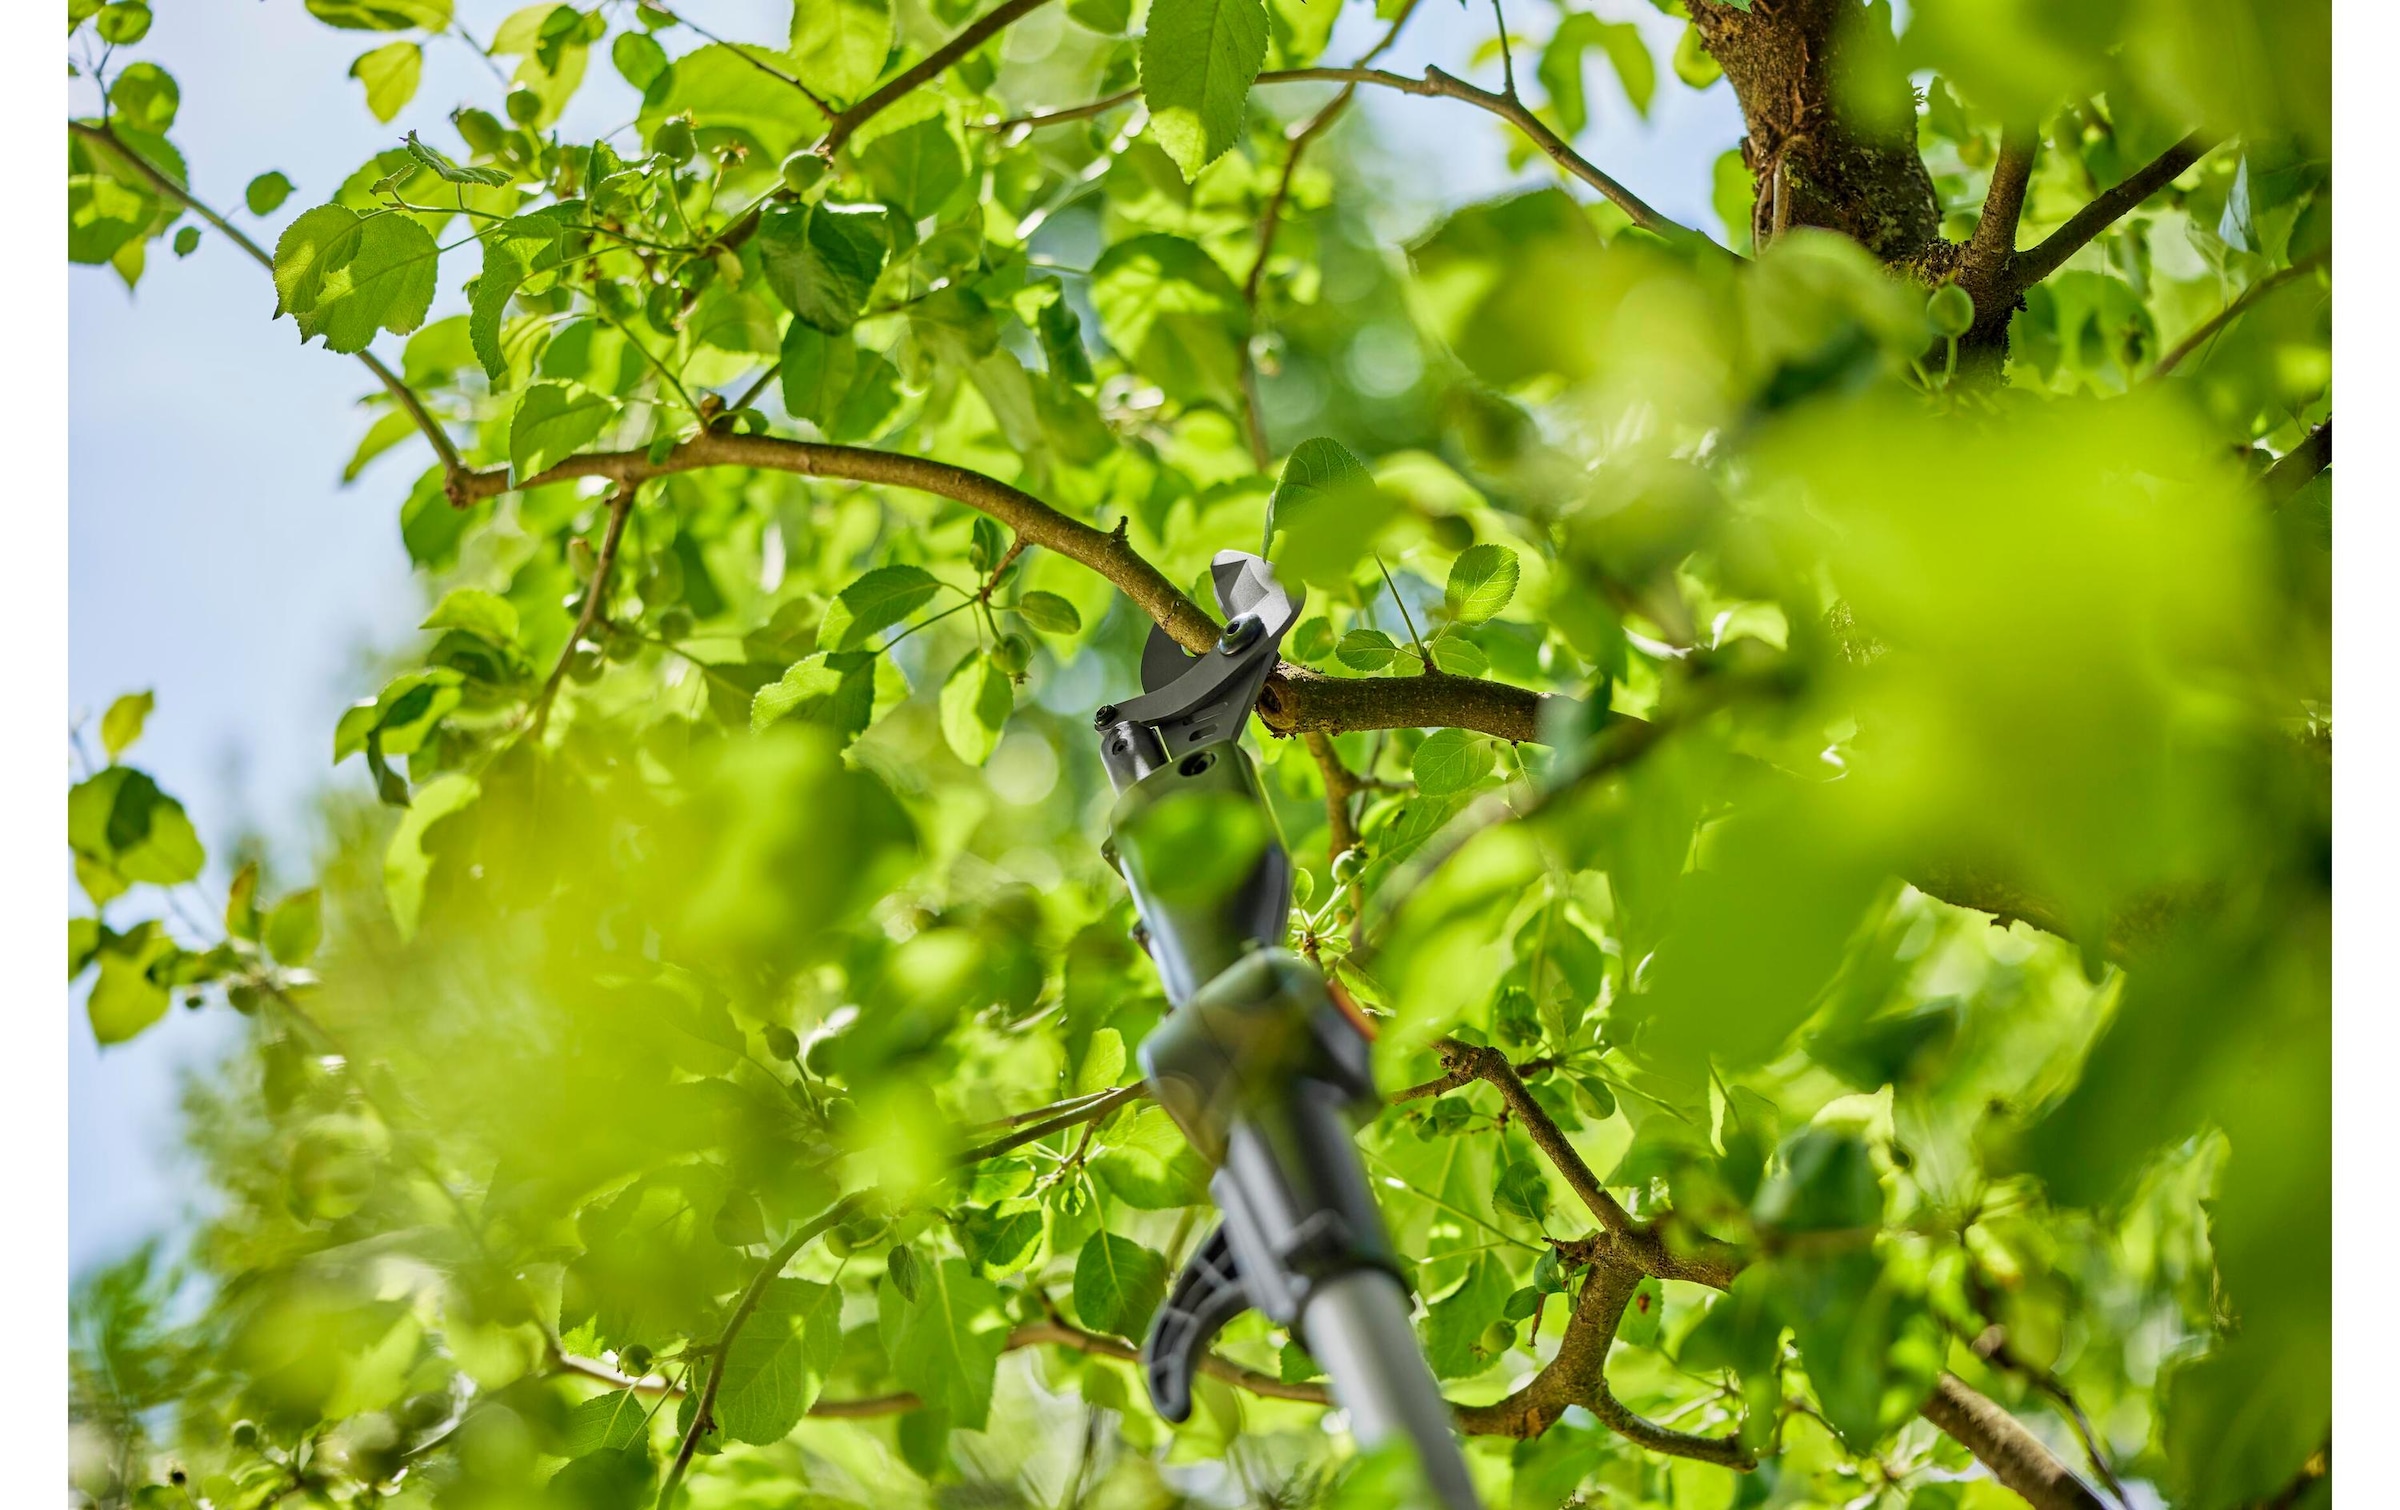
[68,0,2328,1506]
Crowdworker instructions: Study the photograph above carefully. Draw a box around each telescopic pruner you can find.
[1092,550,1480,1510]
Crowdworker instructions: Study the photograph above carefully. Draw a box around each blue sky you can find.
[68,0,1738,1273]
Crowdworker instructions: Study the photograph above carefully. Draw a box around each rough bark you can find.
[1688,0,1940,260]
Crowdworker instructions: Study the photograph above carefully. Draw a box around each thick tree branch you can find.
[2154,250,2331,378]
[1922,1374,2109,1510]
[657,1193,868,1508]
[67,119,466,479]
[1259,666,1552,741]
[2011,133,2214,290]
[1966,126,2040,286]
[458,437,1563,743]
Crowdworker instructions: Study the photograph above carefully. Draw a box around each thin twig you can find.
[957,1083,1147,1164]
[656,1194,869,1508]
[823,0,1057,156]
[67,120,466,478]
[2152,249,2329,378]
[533,482,638,734]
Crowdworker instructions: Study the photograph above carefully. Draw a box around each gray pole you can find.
[1303,1271,1483,1510]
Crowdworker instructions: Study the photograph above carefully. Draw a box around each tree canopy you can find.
[67,1,2330,1508]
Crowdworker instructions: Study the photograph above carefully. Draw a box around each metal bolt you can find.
[1217,615,1262,655]
[1092,703,1120,730]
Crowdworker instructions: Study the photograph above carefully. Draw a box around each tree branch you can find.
[1436,1040,1744,1289]
[957,1083,1148,1164]
[1921,1374,2109,1510]
[1008,1319,1331,1404]
[657,1193,868,1508]
[67,119,466,480]
[1259,665,1553,742]
[822,0,1056,155]
[2011,133,2214,290]
[1966,126,2039,286]
[2261,420,2332,507]
[532,482,637,736]
[2153,250,2330,378]
[1453,1252,1751,1465]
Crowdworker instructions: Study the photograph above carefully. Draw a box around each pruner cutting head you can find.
[1094,551,1304,793]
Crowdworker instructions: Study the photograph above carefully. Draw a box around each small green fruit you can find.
[505,88,543,126]
[652,118,697,165]
[1927,282,1976,339]
[658,608,695,642]
[764,1024,800,1060]
[567,645,605,684]
[993,633,1033,675]
[780,153,828,195]
[1332,847,1366,883]
[618,1343,654,1375]
[1481,1320,1517,1355]
[645,283,681,330]
[229,1420,260,1449]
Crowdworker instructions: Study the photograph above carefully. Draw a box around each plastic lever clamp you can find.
[1143,1223,1253,1424]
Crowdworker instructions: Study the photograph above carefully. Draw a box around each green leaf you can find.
[1087,1106,1211,1209]
[305,0,452,30]
[1011,590,1082,635]
[108,63,180,131]
[1334,628,1398,671]
[1492,1156,1552,1228]
[790,0,892,102]
[887,1244,923,1302]
[819,564,941,651]
[1443,543,1520,624]
[422,587,520,645]
[89,932,175,1044]
[1034,284,1095,385]
[509,382,618,484]
[273,204,441,354]
[563,1389,649,1457]
[264,889,325,967]
[860,118,967,220]
[341,407,418,480]
[468,241,528,384]
[1267,437,1395,587]
[100,690,154,761]
[1753,1127,1883,1235]
[1074,1027,1126,1096]
[544,1445,654,1510]
[349,41,422,123]
[939,652,1014,767]
[610,30,670,94]
[1421,1254,1511,1379]
[1073,1232,1169,1340]
[1618,1275,1665,1347]
[225,861,261,942]
[383,773,479,939]
[67,767,205,885]
[957,1200,1046,1278]
[403,129,511,188]
[245,171,295,216]
[880,1258,1006,1430]
[1429,633,1489,678]
[1411,728,1494,796]
[1671,21,1721,89]
[1538,16,1654,139]
[756,202,890,332]
[715,1278,842,1444]
[1140,0,1269,179]
[1089,234,1247,407]
[69,918,103,981]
